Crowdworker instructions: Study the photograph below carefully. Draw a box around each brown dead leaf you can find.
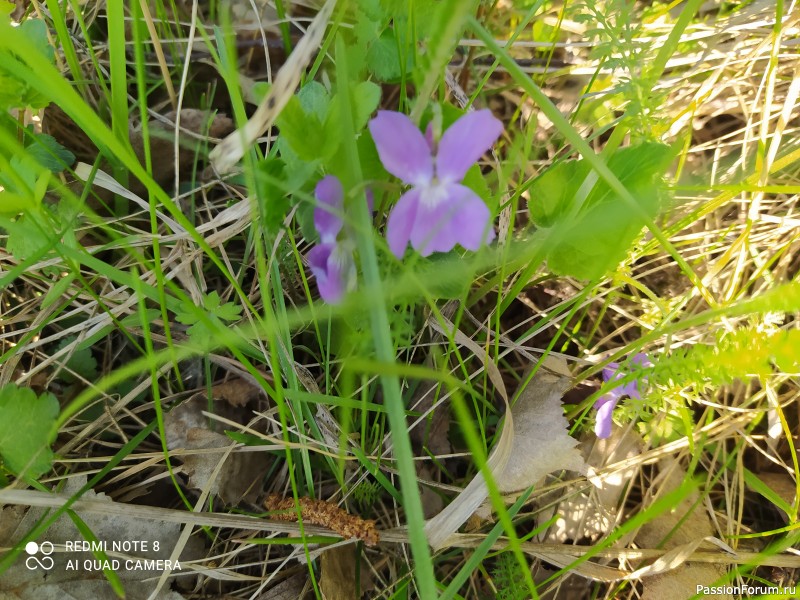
[320,546,358,600]
[254,573,311,600]
[211,377,265,407]
[492,369,585,496]
[129,109,233,196]
[164,393,267,504]
[424,365,585,550]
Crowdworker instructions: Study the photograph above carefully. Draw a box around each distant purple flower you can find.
[368,109,503,258]
[594,353,651,439]
[306,175,357,304]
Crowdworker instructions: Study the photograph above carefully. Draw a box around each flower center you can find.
[419,179,449,208]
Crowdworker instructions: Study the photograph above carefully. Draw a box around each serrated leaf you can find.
[367,30,403,82]
[214,299,242,322]
[297,81,331,120]
[276,138,319,193]
[204,290,222,311]
[1,209,56,260]
[276,96,325,161]
[0,384,59,478]
[25,131,75,173]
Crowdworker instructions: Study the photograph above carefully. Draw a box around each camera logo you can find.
[25,541,54,570]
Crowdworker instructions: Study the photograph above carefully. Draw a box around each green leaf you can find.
[0,384,59,478]
[54,336,98,383]
[528,142,674,280]
[0,19,54,110]
[276,139,319,193]
[224,431,268,446]
[527,158,589,227]
[417,254,471,299]
[297,199,317,243]
[367,30,403,82]
[352,81,381,132]
[384,0,438,39]
[176,292,242,348]
[0,190,35,214]
[25,131,75,173]
[276,96,324,161]
[462,163,494,212]
[0,209,56,260]
[297,81,331,121]
[22,19,55,63]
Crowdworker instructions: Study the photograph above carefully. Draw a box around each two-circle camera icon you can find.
[24,541,54,570]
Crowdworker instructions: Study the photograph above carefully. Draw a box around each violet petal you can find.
[314,175,344,243]
[308,243,351,304]
[601,362,620,382]
[386,188,421,258]
[368,111,434,186]
[594,395,619,439]
[436,110,503,184]
[410,183,493,256]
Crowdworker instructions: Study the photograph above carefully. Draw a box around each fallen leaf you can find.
[164,393,267,504]
[211,377,265,407]
[538,427,644,545]
[424,365,586,550]
[491,370,585,496]
[253,573,310,600]
[320,545,358,600]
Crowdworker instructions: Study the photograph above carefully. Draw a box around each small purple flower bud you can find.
[306,175,371,304]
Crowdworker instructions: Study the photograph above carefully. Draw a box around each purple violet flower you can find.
[594,353,651,439]
[368,109,503,258]
[306,175,357,304]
